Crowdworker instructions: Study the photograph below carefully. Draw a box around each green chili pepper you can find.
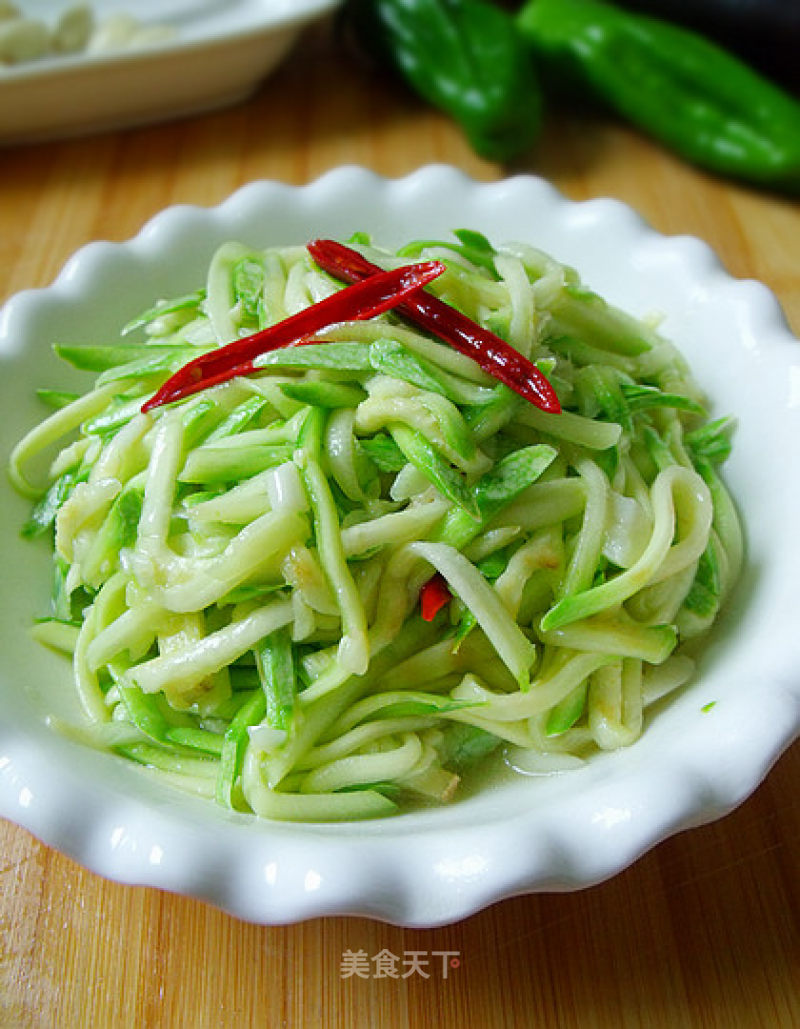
[517,0,800,192]
[345,0,542,162]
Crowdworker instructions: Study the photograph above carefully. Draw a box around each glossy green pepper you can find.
[345,0,542,162]
[517,0,800,192]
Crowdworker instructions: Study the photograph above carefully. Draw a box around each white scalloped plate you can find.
[0,0,340,143]
[1,167,798,926]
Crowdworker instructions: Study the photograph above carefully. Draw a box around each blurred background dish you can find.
[0,0,342,144]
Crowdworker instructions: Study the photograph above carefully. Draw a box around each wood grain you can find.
[1,22,798,1029]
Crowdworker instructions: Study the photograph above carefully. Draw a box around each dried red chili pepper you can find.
[420,573,452,622]
[307,238,561,414]
[142,259,446,412]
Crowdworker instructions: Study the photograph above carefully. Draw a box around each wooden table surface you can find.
[1,21,798,1029]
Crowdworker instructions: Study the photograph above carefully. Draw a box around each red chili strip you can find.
[142,259,447,411]
[307,239,561,414]
[420,574,452,622]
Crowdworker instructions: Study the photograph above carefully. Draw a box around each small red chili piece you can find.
[420,574,452,622]
[307,238,561,414]
[142,259,446,412]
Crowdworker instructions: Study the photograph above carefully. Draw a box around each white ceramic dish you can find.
[0,0,340,143]
[1,166,798,927]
